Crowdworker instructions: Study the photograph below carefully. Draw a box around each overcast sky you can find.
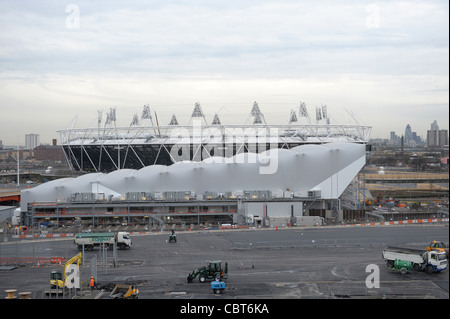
[0,0,448,145]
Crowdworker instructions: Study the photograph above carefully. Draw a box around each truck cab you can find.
[425,251,447,273]
[117,232,132,249]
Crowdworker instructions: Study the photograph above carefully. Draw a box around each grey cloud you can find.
[0,0,448,144]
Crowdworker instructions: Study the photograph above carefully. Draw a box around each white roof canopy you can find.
[21,143,366,210]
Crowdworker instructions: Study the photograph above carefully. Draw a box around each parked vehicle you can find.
[50,253,82,289]
[211,280,226,294]
[168,230,177,243]
[74,232,131,250]
[382,246,447,273]
[110,284,139,299]
[187,260,228,283]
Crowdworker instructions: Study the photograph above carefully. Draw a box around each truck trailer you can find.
[382,246,447,273]
[74,232,132,250]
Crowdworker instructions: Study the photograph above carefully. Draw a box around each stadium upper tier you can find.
[58,102,371,172]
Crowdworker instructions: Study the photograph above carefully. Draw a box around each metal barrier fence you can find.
[0,256,66,266]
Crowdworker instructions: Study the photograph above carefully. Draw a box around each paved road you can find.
[0,224,448,299]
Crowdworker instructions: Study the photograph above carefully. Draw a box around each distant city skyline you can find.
[0,0,448,145]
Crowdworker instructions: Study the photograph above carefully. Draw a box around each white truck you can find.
[12,208,21,226]
[382,246,447,273]
[74,232,132,250]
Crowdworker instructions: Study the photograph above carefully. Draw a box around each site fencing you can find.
[0,256,66,266]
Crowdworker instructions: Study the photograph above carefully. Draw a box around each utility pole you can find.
[16,144,20,186]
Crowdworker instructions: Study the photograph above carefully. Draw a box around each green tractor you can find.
[187,260,228,283]
[168,230,177,243]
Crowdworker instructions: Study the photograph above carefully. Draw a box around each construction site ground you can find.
[0,224,448,299]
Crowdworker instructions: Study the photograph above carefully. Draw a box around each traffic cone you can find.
[37,262,40,268]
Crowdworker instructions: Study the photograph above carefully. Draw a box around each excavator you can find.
[50,253,82,289]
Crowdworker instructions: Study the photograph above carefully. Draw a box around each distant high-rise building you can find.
[427,121,448,147]
[389,131,396,144]
[427,130,438,147]
[439,129,448,146]
[411,132,422,145]
[389,131,403,145]
[431,120,439,131]
[404,124,413,146]
[25,133,40,150]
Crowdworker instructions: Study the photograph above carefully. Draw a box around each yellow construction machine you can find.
[50,253,82,289]
[109,284,139,299]
[426,241,449,259]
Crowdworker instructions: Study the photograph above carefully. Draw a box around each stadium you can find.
[19,102,371,229]
[58,102,371,172]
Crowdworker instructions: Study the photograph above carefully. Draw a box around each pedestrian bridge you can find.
[0,190,20,204]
